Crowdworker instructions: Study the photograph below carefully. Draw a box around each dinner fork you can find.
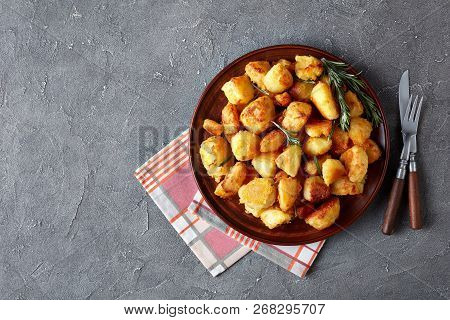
[382,95,423,235]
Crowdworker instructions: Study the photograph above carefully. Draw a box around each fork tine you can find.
[403,95,413,123]
[409,95,418,121]
[413,96,424,126]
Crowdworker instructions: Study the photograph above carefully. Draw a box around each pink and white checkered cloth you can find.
[134,130,325,277]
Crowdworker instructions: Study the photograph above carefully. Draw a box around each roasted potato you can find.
[304,154,331,176]
[215,162,247,198]
[260,207,293,229]
[200,136,233,181]
[320,74,330,85]
[230,130,260,161]
[244,203,264,218]
[203,119,223,136]
[274,92,292,107]
[340,145,368,183]
[278,176,301,211]
[303,176,330,203]
[362,138,382,164]
[275,59,294,72]
[294,55,323,81]
[221,75,255,105]
[251,152,278,178]
[263,63,294,93]
[344,91,364,117]
[245,61,271,90]
[348,117,372,146]
[289,80,315,101]
[240,96,275,134]
[260,130,286,152]
[275,145,302,177]
[305,119,332,137]
[303,137,332,156]
[281,101,312,132]
[310,81,340,120]
[331,127,352,155]
[330,177,364,195]
[274,170,289,184]
[322,159,347,186]
[238,178,276,210]
[296,204,315,219]
[305,197,340,230]
[221,103,240,135]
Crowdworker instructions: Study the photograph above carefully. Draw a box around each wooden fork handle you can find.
[408,154,423,229]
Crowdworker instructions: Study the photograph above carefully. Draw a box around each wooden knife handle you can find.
[408,154,423,229]
[382,178,405,235]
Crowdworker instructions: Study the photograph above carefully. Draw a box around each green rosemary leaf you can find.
[313,156,322,176]
[328,120,335,141]
[251,83,270,96]
[271,121,302,147]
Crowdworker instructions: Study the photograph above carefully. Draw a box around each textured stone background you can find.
[0,0,449,299]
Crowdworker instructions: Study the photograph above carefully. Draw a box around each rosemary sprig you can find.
[251,83,270,96]
[313,156,322,176]
[321,58,382,130]
[271,121,301,147]
[327,120,335,141]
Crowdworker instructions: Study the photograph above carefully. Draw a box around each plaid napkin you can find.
[134,130,325,277]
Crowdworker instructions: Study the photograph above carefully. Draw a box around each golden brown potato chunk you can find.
[305,197,340,230]
[344,91,364,117]
[275,59,294,72]
[362,138,382,164]
[260,207,293,229]
[303,137,332,156]
[322,159,347,186]
[331,127,352,155]
[294,55,323,81]
[274,92,292,107]
[221,103,240,135]
[240,96,275,134]
[349,117,372,146]
[238,178,276,211]
[203,119,223,136]
[260,130,286,152]
[278,176,301,212]
[281,101,312,132]
[274,170,289,184]
[221,75,255,105]
[275,145,302,177]
[304,154,331,176]
[340,146,368,183]
[230,131,260,161]
[331,177,364,195]
[214,162,247,198]
[244,203,264,218]
[303,176,331,203]
[289,81,315,101]
[245,61,271,90]
[263,63,294,93]
[310,81,340,120]
[252,152,278,178]
[200,136,233,182]
[305,119,332,137]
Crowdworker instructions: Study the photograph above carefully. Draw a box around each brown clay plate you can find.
[189,44,390,245]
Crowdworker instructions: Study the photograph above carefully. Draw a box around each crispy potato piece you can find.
[305,119,332,137]
[296,204,315,219]
[230,131,260,161]
[240,96,275,134]
[294,55,323,81]
[274,170,289,184]
[200,136,233,182]
[305,197,340,230]
[340,146,368,183]
[278,177,301,211]
[245,61,271,90]
[322,159,346,186]
[281,101,312,132]
[349,117,372,146]
[221,75,255,105]
[260,130,286,152]
[245,203,264,218]
[304,154,331,176]
[260,207,293,229]
[275,145,302,177]
[310,81,339,120]
[214,162,247,198]
[221,103,240,135]
[331,177,364,195]
[274,92,292,107]
[203,119,223,136]
[238,178,276,210]
[263,64,294,93]
[362,138,382,164]
[320,74,330,85]
[331,127,352,155]
[344,91,364,117]
[252,152,278,178]
[275,59,294,72]
[303,176,330,203]
[303,137,332,156]
[289,81,315,101]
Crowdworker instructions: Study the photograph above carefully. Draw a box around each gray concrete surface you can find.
[0,0,449,300]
